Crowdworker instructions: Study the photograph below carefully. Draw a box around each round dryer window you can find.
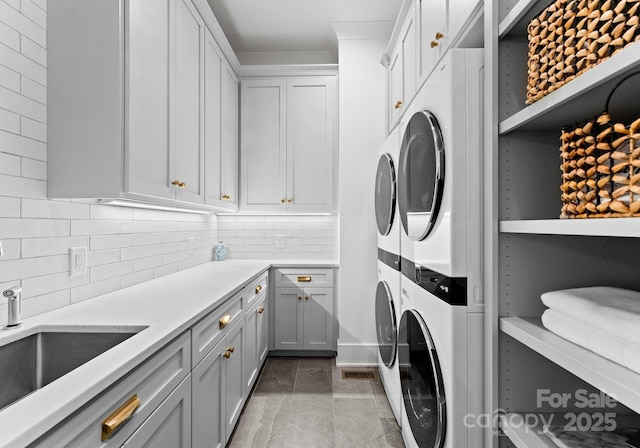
[398,309,446,448]
[398,111,445,241]
[375,280,397,367]
[375,154,397,236]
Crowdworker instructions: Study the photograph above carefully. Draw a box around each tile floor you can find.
[228,357,405,448]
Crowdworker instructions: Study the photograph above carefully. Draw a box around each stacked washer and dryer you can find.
[374,49,485,448]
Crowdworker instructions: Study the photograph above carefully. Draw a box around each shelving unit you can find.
[486,0,640,446]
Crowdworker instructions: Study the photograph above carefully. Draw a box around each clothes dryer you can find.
[396,48,485,448]
[376,126,401,263]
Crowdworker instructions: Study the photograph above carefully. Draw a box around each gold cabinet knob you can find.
[305,295,309,300]
[179,181,186,188]
[257,306,264,314]
[287,198,293,204]
[227,346,235,353]
[223,351,231,358]
[171,180,181,187]
[430,41,439,48]
[394,100,403,109]
[435,31,444,40]
[298,296,302,301]
[280,198,286,204]
[255,285,262,294]
[221,194,230,200]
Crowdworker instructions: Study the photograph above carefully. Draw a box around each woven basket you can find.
[560,73,640,218]
[527,0,640,105]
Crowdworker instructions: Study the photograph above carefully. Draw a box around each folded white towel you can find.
[541,308,630,368]
[541,286,640,345]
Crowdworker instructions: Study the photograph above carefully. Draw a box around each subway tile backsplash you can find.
[217,215,339,260]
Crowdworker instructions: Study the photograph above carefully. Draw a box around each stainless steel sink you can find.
[0,329,141,410]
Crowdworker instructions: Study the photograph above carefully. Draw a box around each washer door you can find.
[398,111,445,241]
[375,280,397,367]
[398,309,446,448]
[375,153,397,236]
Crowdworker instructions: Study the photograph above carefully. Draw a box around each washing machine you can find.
[375,126,403,423]
[396,48,485,447]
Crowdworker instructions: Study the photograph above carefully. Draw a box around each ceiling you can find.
[206,0,403,65]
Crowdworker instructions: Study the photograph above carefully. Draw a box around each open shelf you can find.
[501,412,640,448]
[498,0,547,38]
[500,317,640,415]
[500,413,559,448]
[499,219,640,238]
[498,41,640,134]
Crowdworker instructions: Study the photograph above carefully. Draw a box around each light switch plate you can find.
[275,234,285,249]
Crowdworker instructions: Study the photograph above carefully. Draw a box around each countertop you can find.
[0,259,338,447]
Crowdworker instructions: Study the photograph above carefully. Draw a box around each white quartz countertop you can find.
[0,259,338,447]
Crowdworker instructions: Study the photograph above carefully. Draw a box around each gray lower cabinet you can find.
[121,375,192,448]
[274,286,334,351]
[192,315,246,447]
[244,291,268,393]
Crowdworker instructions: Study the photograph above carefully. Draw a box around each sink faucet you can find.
[3,286,22,329]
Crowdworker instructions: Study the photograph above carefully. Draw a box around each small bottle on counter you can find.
[214,241,227,261]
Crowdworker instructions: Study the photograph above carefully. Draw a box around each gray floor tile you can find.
[228,357,405,448]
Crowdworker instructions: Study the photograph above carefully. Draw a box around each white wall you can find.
[333,23,392,365]
[217,215,338,259]
[0,1,218,325]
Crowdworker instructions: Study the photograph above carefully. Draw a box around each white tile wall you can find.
[0,1,218,325]
[217,215,339,260]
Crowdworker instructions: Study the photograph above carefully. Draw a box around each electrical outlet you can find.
[69,247,87,276]
[275,234,285,249]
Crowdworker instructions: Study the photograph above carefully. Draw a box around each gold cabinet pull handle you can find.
[219,314,231,329]
[102,394,141,441]
[297,276,311,283]
[435,31,444,39]
[257,307,264,314]
[223,350,232,358]
[255,284,262,294]
[394,100,403,109]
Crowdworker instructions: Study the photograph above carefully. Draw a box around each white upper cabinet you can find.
[204,29,238,210]
[48,0,237,212]
[418,0,447,82]
[241,76,337,213]
[388,8,416,129]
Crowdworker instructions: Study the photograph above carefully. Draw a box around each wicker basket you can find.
[527,0,640,105]
[560,73,640,218]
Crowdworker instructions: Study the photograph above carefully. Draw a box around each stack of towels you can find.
[541,286,640,374]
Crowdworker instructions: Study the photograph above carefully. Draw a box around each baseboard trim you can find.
[336,343,378,367]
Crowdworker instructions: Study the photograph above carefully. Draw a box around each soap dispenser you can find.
[214,241,227,261]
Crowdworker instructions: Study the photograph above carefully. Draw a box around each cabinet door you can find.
[303,287,334,351]
[241,80,287,211]
[244,297,259,394]
[221,61,238,208]
[419,0,446,81]
[192,339,225,448]
[203,29,223,207]
[274,289,304,350]
[223,318,246,443]
[173,0,205,204]
[286,77,336,213]
[388,48,403,130]
[401,10,417,107]
[257,293,269,365]
[126,0,172,199]
[122,376,192,448]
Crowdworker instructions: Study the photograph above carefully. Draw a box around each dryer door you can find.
[375,153,397,236]
[398,309,446,448]
[398,111,445,241]
[375,280,398,367]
